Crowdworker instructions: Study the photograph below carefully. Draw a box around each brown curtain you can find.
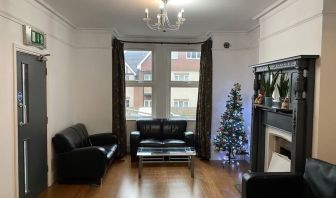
[195,39,213,160]
[112,38,127,157]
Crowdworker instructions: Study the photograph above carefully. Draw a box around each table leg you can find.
[190,156,194,178]
[188,156,191,169]
[139,156,143,178]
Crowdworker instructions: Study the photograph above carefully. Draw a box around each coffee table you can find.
[137,147,196,178]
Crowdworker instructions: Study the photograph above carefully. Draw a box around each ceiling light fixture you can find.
[143,0,186,32]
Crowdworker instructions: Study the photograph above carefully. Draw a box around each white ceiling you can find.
[42,0,278,39]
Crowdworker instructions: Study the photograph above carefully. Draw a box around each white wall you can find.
[45,32,75,185]
[259,0,323,62]
[257,0,336,164]
[210,30,259,160]
[0,0,113,197]
[313,0,336,163]
[70,30,112,133]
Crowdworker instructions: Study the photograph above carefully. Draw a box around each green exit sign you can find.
[31,30,45,45]
[23,25,47,49]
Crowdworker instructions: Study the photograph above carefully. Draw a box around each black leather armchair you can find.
[52,123,118,184]
[130,119,195,162]
[242,158,336,198]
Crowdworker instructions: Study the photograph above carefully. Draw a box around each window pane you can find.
[196,52,201,59]
[143,74,152,81]
[124,50,152,81]
[144,100,152,107]
[125,97,130,107]
[126,87,152,117]
[170,87,198,117]
[171,51,200,82]
[171,51,178,59]
[186,52,201,59]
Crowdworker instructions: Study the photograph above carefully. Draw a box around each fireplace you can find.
[265,126,292,171]
[250,55,318,173]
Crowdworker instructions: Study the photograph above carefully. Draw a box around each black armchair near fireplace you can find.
[242,158,336,198]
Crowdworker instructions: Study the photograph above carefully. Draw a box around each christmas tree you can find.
[213,83,248,164]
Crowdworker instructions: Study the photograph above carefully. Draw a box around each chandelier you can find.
[143,0,186,32]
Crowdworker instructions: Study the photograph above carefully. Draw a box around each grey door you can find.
[17,52,47,198]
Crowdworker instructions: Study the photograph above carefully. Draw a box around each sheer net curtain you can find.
[195,39,213,160]
[112,38,127,157]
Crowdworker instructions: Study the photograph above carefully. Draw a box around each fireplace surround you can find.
[250,55,318,173]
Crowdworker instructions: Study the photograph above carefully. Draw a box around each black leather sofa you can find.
[130,119,195,162]
[52,123,118,185]
[242,158,336,198]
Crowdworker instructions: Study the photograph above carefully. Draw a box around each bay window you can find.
[124,46,200,119]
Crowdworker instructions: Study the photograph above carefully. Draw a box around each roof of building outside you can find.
[124,51,150,73]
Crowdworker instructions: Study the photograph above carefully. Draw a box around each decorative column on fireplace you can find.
[250,55,319,173]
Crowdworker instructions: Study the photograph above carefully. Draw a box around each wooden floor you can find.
[39,155,249,198]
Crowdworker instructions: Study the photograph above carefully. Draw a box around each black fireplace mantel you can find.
[250,55,319,173]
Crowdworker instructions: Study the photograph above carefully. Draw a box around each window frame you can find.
[169,49,200,119]
[124,47,155,120]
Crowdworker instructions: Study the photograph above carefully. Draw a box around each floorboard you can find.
[39,155,249,198]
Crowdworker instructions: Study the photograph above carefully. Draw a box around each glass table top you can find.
[137,147,196,156]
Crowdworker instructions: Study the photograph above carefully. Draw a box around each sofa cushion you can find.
[53,127,85,153]
[162,120,186,140]
[137,119,162,139]
[163,139,186,147]
[140,139,163,147]
[71,123,91,146]
[303,158,336,198]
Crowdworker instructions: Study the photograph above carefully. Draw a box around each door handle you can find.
[19,63,29,127]
[23,138,30,195]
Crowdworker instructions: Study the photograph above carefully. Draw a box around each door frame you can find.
[12,43,50,198]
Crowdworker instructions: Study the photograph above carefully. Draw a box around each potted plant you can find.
[277,73,290,103]
[260,66,280,107]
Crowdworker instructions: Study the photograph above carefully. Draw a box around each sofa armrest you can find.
[184,131,195,147]
[56,146,107,180]
[242,172,303,198]
[89,133,118,146]
[130,131,141,162]
[131,131,140,142]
